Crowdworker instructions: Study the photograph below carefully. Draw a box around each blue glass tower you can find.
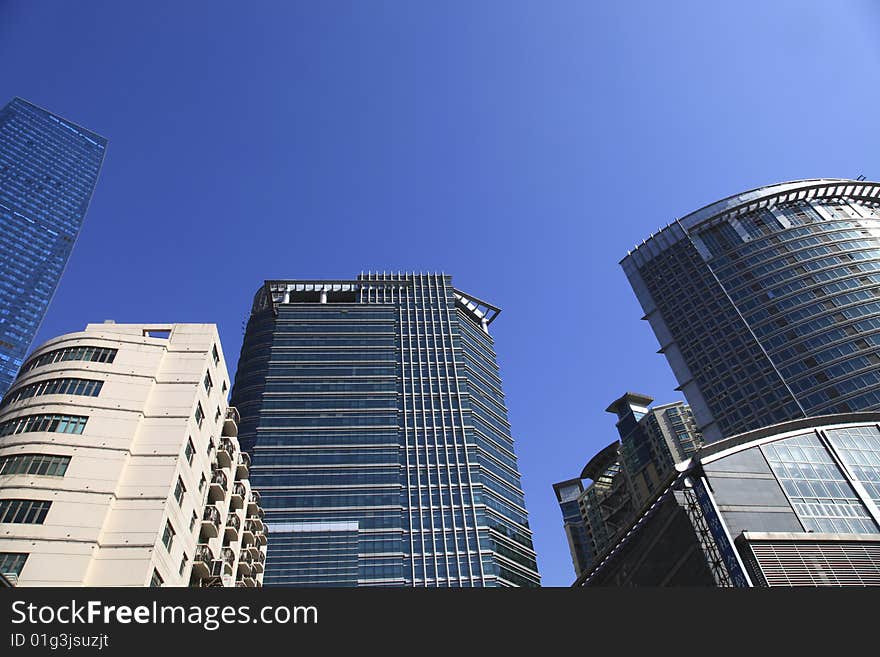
[231,274,540,587]
[0,97,106,396]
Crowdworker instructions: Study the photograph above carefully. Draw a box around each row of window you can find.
[0,453,70,477]
[2,377,102,406]
[0,498,51,524]
[21,345,116,373]
[0,413,87,437]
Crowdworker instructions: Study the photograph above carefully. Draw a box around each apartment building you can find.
[0,322,266,586]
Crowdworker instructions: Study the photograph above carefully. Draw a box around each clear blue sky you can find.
[3,1,880,586]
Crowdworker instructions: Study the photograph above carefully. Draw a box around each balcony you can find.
[229,482,246,510]
[223,407,240,438]
[235,452,250,480]
[216,437,235,468]
[200,505,222,539]
[220,547,236,574]
[225,513,241,541]
[247,491,262,516]
[192,544,215,579]
[241,519,257,546]
[252,550,265,573]
[246,515,264,533]
[238,551,253,576]
[208,469,227,502]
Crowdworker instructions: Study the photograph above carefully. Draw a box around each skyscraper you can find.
[231,273,540,587]
[0,98,107,396]
[622,179,880,441]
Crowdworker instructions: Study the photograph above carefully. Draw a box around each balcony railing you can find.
[212,469,227,486]
[192,544,215,579]
[225,513,241,541]
[230,482,246,510]
[223,407,240,438]
[216,438,235,468]
[235,452,250,480]
[201,505,221,539]
[208,469,227,502]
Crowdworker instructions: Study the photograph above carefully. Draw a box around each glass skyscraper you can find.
[0,97,106,395]
[622,179,880,441]
[230,273,540,587]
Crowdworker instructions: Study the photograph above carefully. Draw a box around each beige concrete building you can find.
[0,322,266,587]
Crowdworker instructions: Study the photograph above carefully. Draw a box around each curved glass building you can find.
[623,179,880,441]
[230,273,540,587]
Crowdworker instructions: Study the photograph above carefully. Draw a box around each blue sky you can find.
[3,1,880,586]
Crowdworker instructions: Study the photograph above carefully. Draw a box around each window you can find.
[204,372,213,395]
[212,345,219,366]
[0,454,70,477]
[190,511,198,532]
[162,521,175,551]
[2,378,103,406]
[21,346,117,373]
[0,413,87,437]
[222,381,228,394]
[199,473,206,493]
[0,552,28,578]
[0,499,51,524]
[150,569,163,587]
[184,439,195,465]
[207,438,214,458]
[194,403,204,428]
[214,407,221,423]
[179,553,189,577]
[174,477,186,506]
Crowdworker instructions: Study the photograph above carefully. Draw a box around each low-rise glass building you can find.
[577,413,880,587]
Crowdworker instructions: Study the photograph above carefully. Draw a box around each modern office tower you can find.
[0,323,266,587]
[0,98,107,397]
[622,179,880,442]
[577,412,880,587]
[554,393,702,578]
[231,274,540,587]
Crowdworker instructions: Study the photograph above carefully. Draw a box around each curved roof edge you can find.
[697,411,880,463]
[678,178,854,229]
[580,440,621,481]
[621,178,880,263]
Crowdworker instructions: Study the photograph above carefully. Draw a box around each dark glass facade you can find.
[623,179,880,441]
[0,98,106,396]
[231,274,540,587]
